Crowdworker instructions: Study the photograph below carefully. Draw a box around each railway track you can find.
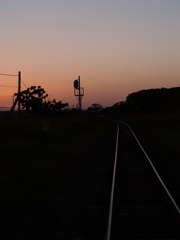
[107,122,180,239]
[3,121,180,239]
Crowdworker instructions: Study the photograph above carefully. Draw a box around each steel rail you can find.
[106,123,119,240]
[118,121,180,223]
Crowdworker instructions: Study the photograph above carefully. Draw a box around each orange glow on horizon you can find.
[1,1,180,109]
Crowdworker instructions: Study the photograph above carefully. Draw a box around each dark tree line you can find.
[87,103,103,113]
[14,86,68,116]
[102,87,180,116]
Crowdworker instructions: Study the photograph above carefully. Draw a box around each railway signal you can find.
[73,76,84,111]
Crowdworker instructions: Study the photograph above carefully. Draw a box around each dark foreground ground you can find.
[2,119,180,239]
[2,121,117,240]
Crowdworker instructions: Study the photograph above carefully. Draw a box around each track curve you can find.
[107,121,180,239]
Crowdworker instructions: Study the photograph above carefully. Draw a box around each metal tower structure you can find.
[74,76,84,111]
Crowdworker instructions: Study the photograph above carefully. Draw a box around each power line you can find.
[0,96,12,98]
[0,73,28,90]
[0,73,18,77]
[21,79,28,89]
[0,79,27,90]
[0,84,17,88]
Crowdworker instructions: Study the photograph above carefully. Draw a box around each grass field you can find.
[0,114,107,210]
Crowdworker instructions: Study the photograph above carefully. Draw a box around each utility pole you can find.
[9,71,21,115]
[74,76,84,111]
[18,71,21,113]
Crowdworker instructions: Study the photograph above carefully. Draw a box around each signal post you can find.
[74,76,84,111]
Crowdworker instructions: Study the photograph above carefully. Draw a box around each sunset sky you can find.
[0,0,180,109]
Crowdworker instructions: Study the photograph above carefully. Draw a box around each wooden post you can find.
[18,71,21,113]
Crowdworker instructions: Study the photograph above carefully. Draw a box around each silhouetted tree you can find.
[87,103,102,112]
[87,103,103,114]
[14,86,48,115]
[44,100,69,116]
[14,85,69,116]
[119,87,180,115]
